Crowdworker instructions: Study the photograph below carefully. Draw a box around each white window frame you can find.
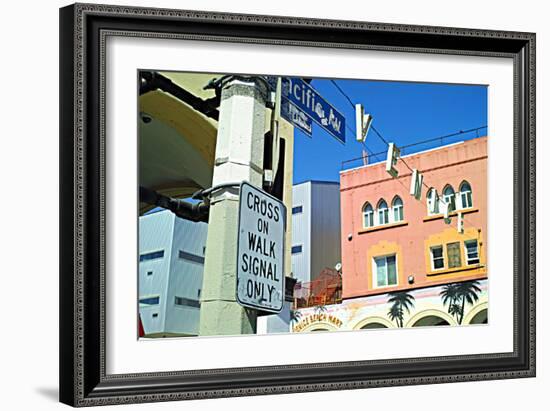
[464,239,480,265]
[427,188,439,215]
[459,181,473,210]
[430,245,445,271]
[391,196,404,222]
[376,200,389,225]
[443,185,456,212]
[372,254,398,288]
[363,203,374,228]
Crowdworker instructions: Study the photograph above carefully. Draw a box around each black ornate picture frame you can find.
[59,3,535,407]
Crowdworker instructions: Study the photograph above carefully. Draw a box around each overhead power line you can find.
[329,79,484,230]
[340,125,487,169]
[330,79,355,109]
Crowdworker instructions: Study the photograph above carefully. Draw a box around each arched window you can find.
[377,199,389,225]
[392,196,404,222]
[442,185,456,212]
[427,188,439,215]
[459,181,473,209]
[362,202,374,228]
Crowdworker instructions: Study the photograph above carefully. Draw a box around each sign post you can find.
[236,182,286,313]
[198,76,269,336]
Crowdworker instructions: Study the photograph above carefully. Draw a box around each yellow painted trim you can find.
[463,302,489,325]
[405,309,458,327]
[353,316,394,330]
[367,240,403,291]
[426,264,486,277]
[423,207,478,222]
[295,321,339,333]
[424,227,486,280]
[358,221,408,234]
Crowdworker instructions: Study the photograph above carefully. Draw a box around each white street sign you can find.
[236,182,286,313]
[409,168,424,200]
[386,142,400,178]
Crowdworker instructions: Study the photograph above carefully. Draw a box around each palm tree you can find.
[440,281,482,325]
[448,303,462,320]
[290,309,302,324]
[387,292,415,327]
[440,283,459,308]
[456,281,482,324]
[314,305,327,316]
[440,283,460,322]
[387,304,404,327]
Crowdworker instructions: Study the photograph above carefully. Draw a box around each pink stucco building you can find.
[340,137,488,300]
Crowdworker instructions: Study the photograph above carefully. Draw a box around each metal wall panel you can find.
[138,210,208,337]
[138,210,175,334]
[310,182,342,280]
[291,182,342,284]
[291,183,311,283]
[165,218,208,335]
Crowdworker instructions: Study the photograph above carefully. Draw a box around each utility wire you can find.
[341,125,487,168]
[330,78,428,185]
[330,79,355,109]
[343,122,384,163]
[333,78,485,177]
[371,125,390,147]
[331,78,479,179]
[329,79,481,230]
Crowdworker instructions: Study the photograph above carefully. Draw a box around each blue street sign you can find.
[265,76,312,137]
[265,76,278,91]
[263,76,345,143]
[281,99,312,137]
[282,78,346,144]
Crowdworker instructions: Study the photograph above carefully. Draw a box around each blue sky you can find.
[292,78,487,184]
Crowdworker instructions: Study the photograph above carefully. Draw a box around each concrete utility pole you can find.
[199,76,269,336]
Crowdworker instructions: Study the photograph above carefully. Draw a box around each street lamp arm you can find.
[139,186,210,223]
[191,182,242,201]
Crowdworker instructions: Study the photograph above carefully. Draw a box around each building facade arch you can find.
[463,302,489,325]
[353,316,394,330]
[405,309,458,327]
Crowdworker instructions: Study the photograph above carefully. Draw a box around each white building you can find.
[291,181,342,284]
[258,181,342,335]
[139,210,208,337]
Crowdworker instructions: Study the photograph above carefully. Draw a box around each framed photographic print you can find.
[59,2,536,407]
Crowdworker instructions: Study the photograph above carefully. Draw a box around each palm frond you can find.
[448,303,462,317]
[387,305,403,324]
[290,310,302,324]
[440,283,459,306]
[456,280,482,308]
[313,305,327,315]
